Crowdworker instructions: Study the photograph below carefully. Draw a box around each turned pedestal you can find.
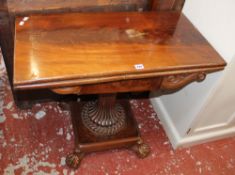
[66,93,150,169]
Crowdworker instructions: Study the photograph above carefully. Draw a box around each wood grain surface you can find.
[14,11,226,90]
[7,0,185,14]
[151,0,185,10]
[8,0,149,14]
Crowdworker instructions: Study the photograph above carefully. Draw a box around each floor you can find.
[1,56,235,175]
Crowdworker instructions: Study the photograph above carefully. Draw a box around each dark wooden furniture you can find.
[1,0,186,107]
[1,0,226,169]
[13,11,226,168]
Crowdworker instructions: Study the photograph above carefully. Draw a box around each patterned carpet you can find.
[1,53,235,175]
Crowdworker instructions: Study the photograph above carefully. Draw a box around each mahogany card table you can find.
[13,11,226,168]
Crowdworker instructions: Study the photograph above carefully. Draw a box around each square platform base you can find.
[70,100,140,153]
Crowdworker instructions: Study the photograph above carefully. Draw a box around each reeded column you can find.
[81,94,126,136]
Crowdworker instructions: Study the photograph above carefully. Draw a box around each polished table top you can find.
[14,11,225,90]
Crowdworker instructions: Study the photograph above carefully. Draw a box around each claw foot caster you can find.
[66,152,84,169]
[132,139,150,158]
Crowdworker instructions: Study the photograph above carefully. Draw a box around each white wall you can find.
[151,0,235,147]
[183,0,235,62]
[191,57,235,133]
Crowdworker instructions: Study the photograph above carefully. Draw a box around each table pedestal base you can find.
[66,94,150,169]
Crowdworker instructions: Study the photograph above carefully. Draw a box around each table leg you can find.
[66,93,150,169]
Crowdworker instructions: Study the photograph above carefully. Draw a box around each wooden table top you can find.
[14,11,226,90]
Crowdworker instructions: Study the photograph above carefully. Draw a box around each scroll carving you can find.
[160,72,206,91]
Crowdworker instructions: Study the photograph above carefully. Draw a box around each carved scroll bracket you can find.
[160,72,206,91]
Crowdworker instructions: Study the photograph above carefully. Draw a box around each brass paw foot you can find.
[132,139,151,158]
[66,152,84,169]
